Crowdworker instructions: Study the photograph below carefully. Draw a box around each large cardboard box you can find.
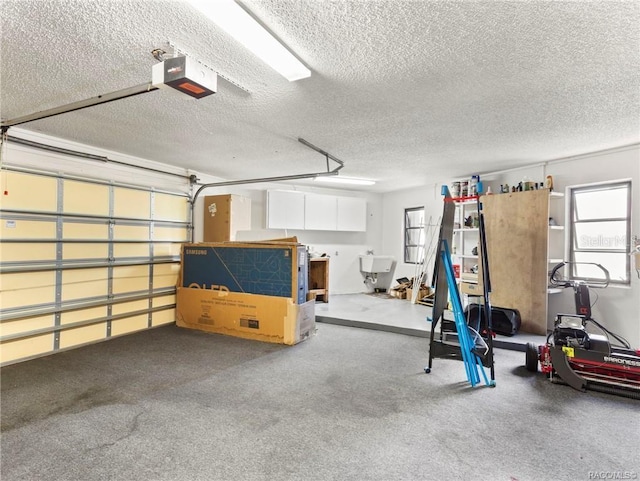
[176,287,315,345]
[203,194,251,242]
[180,239,308,304]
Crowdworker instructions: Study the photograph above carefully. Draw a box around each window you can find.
[569,180,631,284]
[404,207,425,264]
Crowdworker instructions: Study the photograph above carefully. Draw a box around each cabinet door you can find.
[266,191,305,229]
[337,197,366,231]
[304,193,337,230]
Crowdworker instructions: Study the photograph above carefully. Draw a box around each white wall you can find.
[381,183,443,283]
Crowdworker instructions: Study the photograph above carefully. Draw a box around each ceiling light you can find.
[186,0,311,82]
[314,177,376,186]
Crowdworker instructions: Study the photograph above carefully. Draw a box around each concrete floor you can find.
[315,293,547,351]
[3,322,638,481]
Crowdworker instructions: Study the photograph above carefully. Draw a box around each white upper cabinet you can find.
[266,190,305,229]
[337,196,367,231]
[266,190,366,231]
[304,193,338,230]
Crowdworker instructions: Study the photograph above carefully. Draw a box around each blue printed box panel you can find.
[182,245,307,303]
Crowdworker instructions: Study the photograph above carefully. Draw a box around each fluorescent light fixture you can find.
[187,0,311,81]
[314,177,376,186]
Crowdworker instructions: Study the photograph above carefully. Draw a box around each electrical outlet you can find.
[335,251,338,256]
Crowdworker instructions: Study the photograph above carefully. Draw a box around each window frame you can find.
[568,179,632,285]
[404,206,425,264]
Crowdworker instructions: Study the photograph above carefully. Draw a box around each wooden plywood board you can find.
[0,171,57,212]
[482,190,549,335]
[0,272,56,309]
[155,192,189,222]
[63,180,109,216]
[113,187,150,219]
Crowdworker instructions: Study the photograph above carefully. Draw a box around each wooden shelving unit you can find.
[308,258,330,302]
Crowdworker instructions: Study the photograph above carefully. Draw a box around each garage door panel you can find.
[154,226,188,241]
[111,300,149,336]
[0,335,53,364]
[113,225,149,240]
[1,168,189,365]
[1,219,56,239]
[0,243,56,263]
[61,268,109,302]
[112,266,149,294]
[63,223,108,239]
[152,308,175,326]
[59,323,107,349]
[154,192,189,221]
[0,171,57,212]
[60,306,108,325]
[0,315,54,337]
[153,264,181,288]
[0,272,56,309]
[63,243,109,260]
[113,243,149,258]
[153,295,176,308]
[114,188,150,219]
[154,242,182,257]
[111,315,148,336]
[64,180,109,216]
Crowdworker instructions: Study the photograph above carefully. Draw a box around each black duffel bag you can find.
[464,304,521,337]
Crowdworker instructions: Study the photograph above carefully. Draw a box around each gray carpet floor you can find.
[1,322,639,481]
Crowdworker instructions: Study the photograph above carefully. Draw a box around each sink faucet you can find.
[366,249,374,255]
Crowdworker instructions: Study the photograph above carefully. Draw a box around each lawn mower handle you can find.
[549,262,610,289]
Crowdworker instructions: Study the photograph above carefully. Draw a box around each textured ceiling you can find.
[1,0,639,192]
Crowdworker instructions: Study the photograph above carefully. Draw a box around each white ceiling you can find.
[1,0,639,193]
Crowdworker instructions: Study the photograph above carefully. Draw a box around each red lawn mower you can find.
[525,262,640,400]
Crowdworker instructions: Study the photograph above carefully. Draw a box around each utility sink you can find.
[359,255,394,273]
